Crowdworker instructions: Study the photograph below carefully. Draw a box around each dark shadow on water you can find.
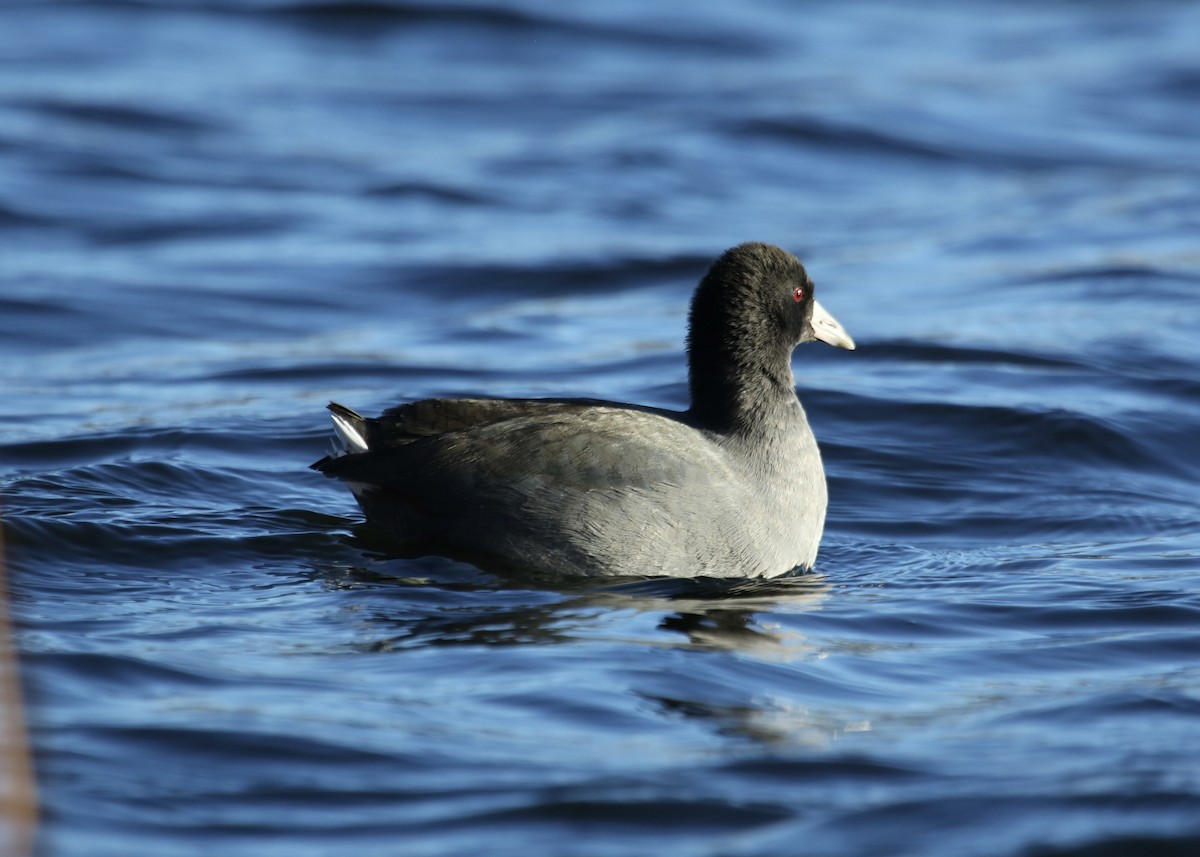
[310,523,830,655]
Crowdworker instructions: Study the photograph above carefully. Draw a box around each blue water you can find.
[4,1,1200,854]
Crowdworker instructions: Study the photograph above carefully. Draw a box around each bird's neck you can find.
[687,340,800,435]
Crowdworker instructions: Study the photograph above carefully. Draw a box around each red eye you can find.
[792,287,805,303]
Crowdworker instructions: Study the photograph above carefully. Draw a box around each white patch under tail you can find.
[330,410,369,455]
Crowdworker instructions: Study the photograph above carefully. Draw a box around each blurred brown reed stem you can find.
[0,517,38,857]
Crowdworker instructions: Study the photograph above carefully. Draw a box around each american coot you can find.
[312,242,855,578]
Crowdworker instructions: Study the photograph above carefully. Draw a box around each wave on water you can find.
[56,0,769,52]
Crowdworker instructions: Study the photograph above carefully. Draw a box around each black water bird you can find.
[312,242,855,578]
